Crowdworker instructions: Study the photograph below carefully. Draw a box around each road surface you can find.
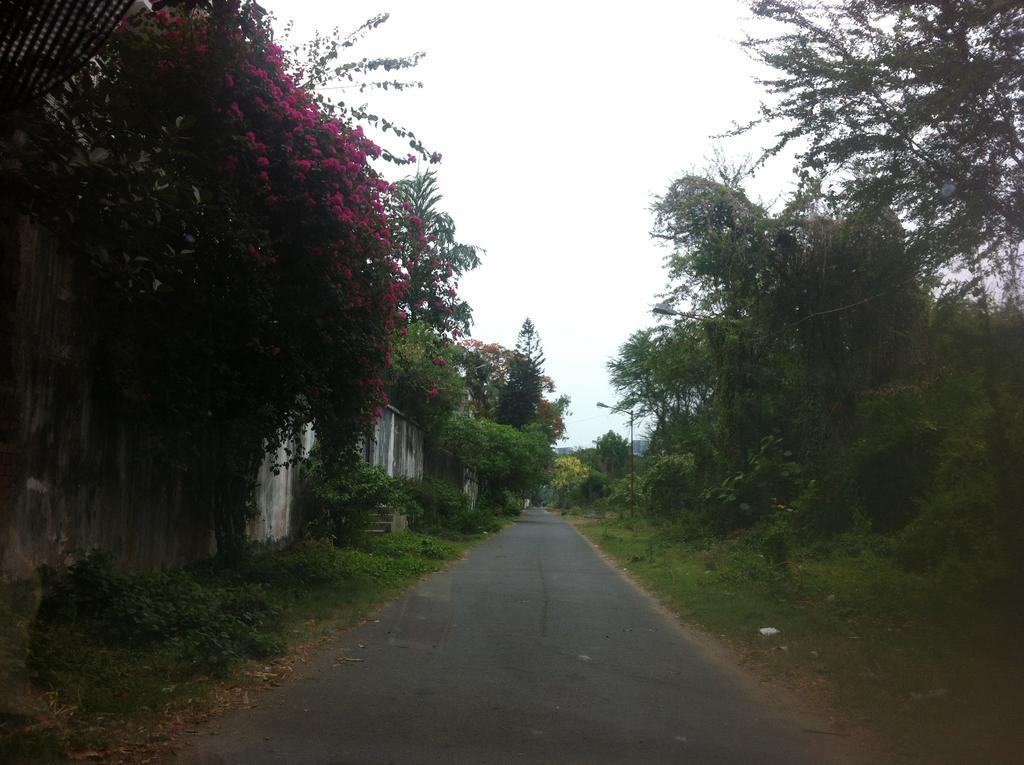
[178,509,868,764]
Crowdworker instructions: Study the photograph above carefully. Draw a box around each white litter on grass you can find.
[759,627,780,637]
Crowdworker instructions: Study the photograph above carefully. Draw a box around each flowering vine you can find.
[2,1,430,562]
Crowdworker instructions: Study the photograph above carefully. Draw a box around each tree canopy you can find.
[744,0,1024,271]
[391,169,481,338]
[498,318,547,430]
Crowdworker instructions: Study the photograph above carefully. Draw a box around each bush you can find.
[370,532,457,561]
[35,551,282,674]
[33,529,465,684]
[453,506,502,534]
[893,488,997,573]
[701,436,803,532]
[848,393,942,533]
[642,453,697,516]
[304,448,416,544]
[406,477,469,530]
[484,489,524,518]
[242,538,352,586]
[406,477,504,534]
[744,510,800,565]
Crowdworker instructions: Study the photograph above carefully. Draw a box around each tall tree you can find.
[497,318,546,430]
[743,0,1023,549]
[593,431,631,479]
[392,170,481,338]
[608,323,718,459]
[743,0,1024,272]
[458,338,513,419]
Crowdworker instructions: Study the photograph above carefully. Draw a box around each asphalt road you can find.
[179,509,869,764]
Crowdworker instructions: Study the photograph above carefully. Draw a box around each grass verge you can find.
[573,514,1023,765]
[0,529,497,764]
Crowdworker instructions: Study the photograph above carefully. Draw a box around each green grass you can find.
[576,516,1024,765]
[0,529,490,764]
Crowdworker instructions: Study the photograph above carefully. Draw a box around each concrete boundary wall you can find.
[364,405,423,481]
[0,218,475,579]
[0,217,305,578]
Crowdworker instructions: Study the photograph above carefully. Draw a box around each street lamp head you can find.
[596,401,611,409]
[652,302,680,317]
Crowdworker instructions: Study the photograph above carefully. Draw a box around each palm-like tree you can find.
[393,170,481,335]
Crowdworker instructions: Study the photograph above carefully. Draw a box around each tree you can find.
[392,170,481,338]
[608,324,715,457]
[439,415,552,503]
[498,318,546,429]
[613,168,931,531]
[742,1,1024,554]
[458,338,514,419]
[743,0,1024,272]
[651,174,923,457]
[550,455,590,506]
[536,394,570,443]
[593,431,631,480]
[295,12,439,167]
[384,323,465,435]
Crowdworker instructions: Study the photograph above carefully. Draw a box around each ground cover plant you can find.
[1,531,469,763]
[576,516,1024,764]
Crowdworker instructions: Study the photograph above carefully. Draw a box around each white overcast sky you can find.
[262,0,797,448]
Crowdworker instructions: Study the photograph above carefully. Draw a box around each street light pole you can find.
[628,408,635,516]
[597,401,635,516]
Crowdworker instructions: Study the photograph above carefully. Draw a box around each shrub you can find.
[485,489,524,518]
[405,477,469,530]
[453,506,502,534]
[745,510,800,565]
[34,551,282,674]
[242,538,351,586]
[893,488,997,573]
[370,532,457,561]
[304,448,416,544]
[642,453,697,516]
[702,436,803,532]
[406,477,504,534]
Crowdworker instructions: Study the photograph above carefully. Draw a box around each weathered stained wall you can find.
[1,217,217,578]
[0,218,309,578]
[248,425,315,544]
[364,405,424,480]
[0,211,18,551]
[424,444,479,509]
